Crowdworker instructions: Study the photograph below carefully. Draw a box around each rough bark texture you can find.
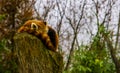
[13,33,63,73]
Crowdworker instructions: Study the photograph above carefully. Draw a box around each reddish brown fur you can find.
[17,20,58,52]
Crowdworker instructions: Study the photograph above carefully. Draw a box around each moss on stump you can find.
[13,33,63,73]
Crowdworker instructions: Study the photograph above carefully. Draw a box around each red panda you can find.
[17,20,58,52]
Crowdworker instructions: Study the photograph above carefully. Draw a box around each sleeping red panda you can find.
[17,20,58,52]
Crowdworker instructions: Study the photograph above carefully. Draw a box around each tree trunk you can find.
[13,33,63,73]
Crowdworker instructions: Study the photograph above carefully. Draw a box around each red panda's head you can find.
[18,20,48,34]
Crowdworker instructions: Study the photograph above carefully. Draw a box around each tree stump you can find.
[13,33,63,73]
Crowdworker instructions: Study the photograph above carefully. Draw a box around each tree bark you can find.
[13,33,63,73]
[103,34,120,73]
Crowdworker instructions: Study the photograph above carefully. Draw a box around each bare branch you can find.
[56,0,67,36]
[64,0,86,70]
[115,12,120,50]
[92,0,99,26]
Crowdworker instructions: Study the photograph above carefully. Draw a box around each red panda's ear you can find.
[31,23,38,30]
[43,21,47,25]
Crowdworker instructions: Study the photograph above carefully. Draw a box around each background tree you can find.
[0,0,35,40]
[64,0,86,70]
[0,0,36,72]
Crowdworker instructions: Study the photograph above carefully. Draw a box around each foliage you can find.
[64,25,116,73]
[64,24,116,72]
[64,45,115,73]
[0,39,11,52]
[0,39,17,73]
[0,14,6,21]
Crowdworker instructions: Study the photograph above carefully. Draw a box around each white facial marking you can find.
[31,23,38,30]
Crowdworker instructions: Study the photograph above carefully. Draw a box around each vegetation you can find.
[64,35,116,73]
[65,45,115,73]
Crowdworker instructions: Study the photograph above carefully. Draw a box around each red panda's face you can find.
[17,20,48,34]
